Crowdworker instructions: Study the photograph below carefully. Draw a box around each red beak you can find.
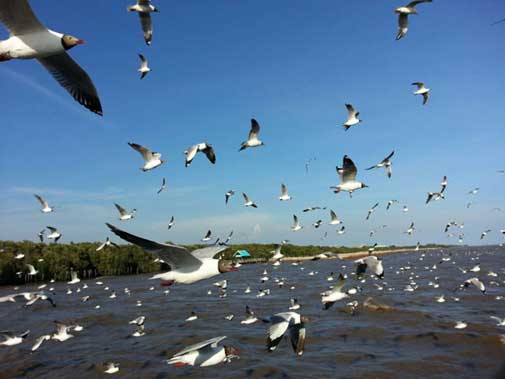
[160,280,174,286]
[229,267,239,271]
[76,39,86,45]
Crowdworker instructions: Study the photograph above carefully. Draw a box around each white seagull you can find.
[405,222,415,235]
[34,194,54,213]
[242,193,258,208]
[0,330,30,346]
[463,278,486,293]
[366,151,394,178]
[343,103,361,130]
[201,230,212,242]
[239,119,264,151]
[0,0,102,115]
[331,155,368,197]
[279,184,292,201]
[127,0,159,45]
[46,226,62,242]
[166,336,239,367]
[225,190,235,204]
[107,223,237,285]
[412,82,430,105]
[366,203,380,221]
[395,0,433,40]
[114,203,136,221]
[263,312,307,356]
[329,210,342,225]
[241,305,259,325]
[291,215,302,231]
[128,142,164,171]
[157,178,166,194]
[96,237,119,251]
[185,142,216,167]
[167,216,175,230]
[355,256,384,279]
[321,274,349,310]
[137,53,151,79]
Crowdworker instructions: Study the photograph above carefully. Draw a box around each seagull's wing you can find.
[412,82,424,89]
[203,230,212,239]
[138,12,153,45]
[203,145,216,164]
[248,119,260,140]
[96,242,106,251]
[106,223,201,269]
[386,165,392,178]
[173,336,227,357]
[37,53,102,116]
[422,92,429,105]
[406,0,432,8]
[46,226,57,232]
[372,203,379,210]
[242,193,250,202]
[185,145,198,167]
[138,53,147,66]
[383,151,395,162]
[128,142,153,162]
[289,322,306,356]
[342,155,358,182]
[31,335,50,351]
[191,245,228,260]
[293,215,299,225]
[281,184,288,196]
[345,104,356,118]
[267,315,290,351]
[0,0,46,35]
[396,13,409,40]
[34,194,48,208]
[334,273,346,291]
[114,203,127,216]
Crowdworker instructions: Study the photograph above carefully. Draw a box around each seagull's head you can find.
[361,183,369,189]
[153,7,160,12]
[301,315,310,323]
[219,261,239,273]
[61,35,86,50]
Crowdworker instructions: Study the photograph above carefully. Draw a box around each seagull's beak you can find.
[228,266,239,272]
[76,39,86,45]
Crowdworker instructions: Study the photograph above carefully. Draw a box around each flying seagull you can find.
[330,155,368,197]
[0,0,103,115]
[239,119,264,151]
[0,330,30,346]
[395,0,433,40]
[166,336,239,367]
[201,230,212,242]
[137,53,151,79]
[386,199,399,210]
[37,229,45,242]
[106,223,237,285]
[127,0,159,45]
[405,222,415,235]
[291,215,302,231]
[462,278,486,293]
[480,229,492,240]
[279,184,292,201]
[440,175,448,193]
[366,203,380,221]
[426,191,445,204]
[34,194,54,213]
[157,178,166,194]
[224,190,235,205]
[321,274,349,310]
[263,312,308,356]
[355,256,384,279]
[46,226,62,242]
[242,193,257,208]
[96,237,118,251]
[412,82,430,105]
[329,210,342,225]
[184,143,216,167]
[366,151,394,178]
[167,216,175,230]
[343,104,361,131]
[114,203,136,221]
[128,142,164,171]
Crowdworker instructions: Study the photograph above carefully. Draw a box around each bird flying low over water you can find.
[0,330,30,346]
[366,151,394,178]
[0,0,103,115]
[412,82,430,105]
[127,0,159,45]
[106,223,237,285]
[462,277,486,293]
[263,312,307,356]
[355,256,384,279]
[239,119,264,151]
[166,336,239,367]
[138,53,151,79]
[395,0,432,40]
[128,142,164,171]
[331,155,368,197]
[185,143,216,167]
[321,274,349,310]
[343,104,361,130]
[0,291,55,307]
[114,203,136,221]
[34,194,54,213]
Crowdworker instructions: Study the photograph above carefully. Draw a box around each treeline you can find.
[0,240,445,286]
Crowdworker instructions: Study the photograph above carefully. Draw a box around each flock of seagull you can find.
[1,0,504,374]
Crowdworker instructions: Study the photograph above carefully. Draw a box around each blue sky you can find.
[0,0,504,246]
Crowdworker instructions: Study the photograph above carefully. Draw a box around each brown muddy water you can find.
[1,246,504,379]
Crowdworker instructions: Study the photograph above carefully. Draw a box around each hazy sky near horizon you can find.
[0,0,504,247]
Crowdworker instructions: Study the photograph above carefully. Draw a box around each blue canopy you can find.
[234,250,251,258]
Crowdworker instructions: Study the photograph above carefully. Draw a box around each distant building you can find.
[234,250,251,258]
